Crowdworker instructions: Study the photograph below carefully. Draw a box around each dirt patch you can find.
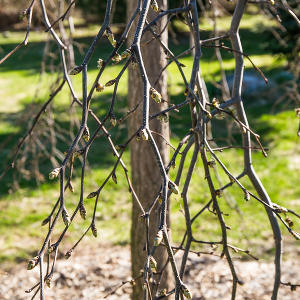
[0,243,299,300]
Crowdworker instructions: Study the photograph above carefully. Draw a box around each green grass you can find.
[0,10,299,264]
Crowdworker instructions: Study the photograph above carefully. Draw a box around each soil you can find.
[0,243,299,300]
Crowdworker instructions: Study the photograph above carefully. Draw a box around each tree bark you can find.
[126,0,172,298]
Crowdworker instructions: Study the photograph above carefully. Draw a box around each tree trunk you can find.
[126,0,172,298]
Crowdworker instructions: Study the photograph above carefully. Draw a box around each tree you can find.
[126,0,172,298]
[1,0,300,299]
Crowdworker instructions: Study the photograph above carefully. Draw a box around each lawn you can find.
[0,8,299,266]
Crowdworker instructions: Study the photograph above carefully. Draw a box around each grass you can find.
[0,9,299,265]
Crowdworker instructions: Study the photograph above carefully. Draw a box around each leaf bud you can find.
[65,249,73,259]
[158,193,163,204]
[106,28,116,47]
[47,245,56,254]
[83,126,90,143]
[212,98,220,108]
[27,256,39,270]
[285,216,294,227]
[49,167,61,180]
[215,189,222,197]
[156,113,168,123]
[45,275,53,288]
[62,209,70,227]
[105,79,116,87]
[41,216,50,226]
[140,129,149,141]
[207,112,213,119]
[153,230,163,246]
[241,126,247,134]
[151,0,159,12]
[181,283,192,299]
[272,203,288,213]
[73,149,84,158]
[68,181,74,193]
[150,87,162,103]
[244,191,250,201]
[96,82,105,92]
[207,160,216,168]
[97,58,103,69]
[112,53,122,64]
[168,180,179,195]
[121,49,131,59]
[69,65,82,75]
[112,172,117,184]
[130,279,136,286]
[91,223,98,237]
[110,115,117,127]
[79,203,87,220]
[149,256,157,272]
[87,191,98,199]
[158,289,167,296]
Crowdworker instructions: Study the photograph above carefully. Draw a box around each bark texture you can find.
[126,0,172,298]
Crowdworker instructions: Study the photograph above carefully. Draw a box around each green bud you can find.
[79,204,86,220]
[112,53,122,63]
[83,126,90,143]
[47,245,56,254]
[110,116,117,127]
[96,82,105,92]
[121,49,131,59]
[215,189,222,198]
[140,129,149,141]
[41,216,50,226]
[68,181,74,193]
[168,181,179,195]
[150,87,162,103]
[158,289,167,296]
[49,167,60,180]
[207,160,216,168]
[181,283,192,299]
[65,249,73,259]
[91,223,97,237]
[212,98,220,108]
[62,209,70,227]
[69,65,82,75]
[97,58,103,69]
[112,172,117,184]
[156,113,168,123]
[27,257,38,270]
[153,230,163,246]
[149,256,157,272]
[105,79,116,87]
[45,275,52,288]
[151,0,159,12]
[87,191,98,199]
[244,191,250,201]
[106,28,116,47]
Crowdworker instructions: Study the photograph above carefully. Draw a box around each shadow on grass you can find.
[0,26,294,196]
[0,92,129,196]
[0,26,276,72]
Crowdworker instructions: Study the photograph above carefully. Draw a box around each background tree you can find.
[126,0,172,298]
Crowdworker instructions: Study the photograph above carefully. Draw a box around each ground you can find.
[1,242,299,300]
